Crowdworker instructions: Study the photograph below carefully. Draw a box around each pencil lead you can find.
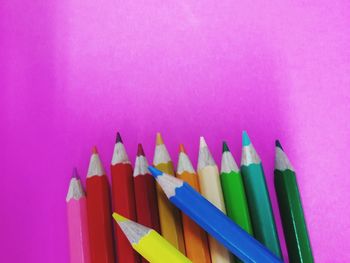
[156,132,164,145]
[179,144,186,153]
[222,141,230,153]
[116,132,123,143]
[137,143,145,156]
[148,166,163,178]
[242,131,251,146]
[275,140,283,150]
[112,212,128,223]
[72,167,79,179]
[199,136,207,148]
[92,146,98,154]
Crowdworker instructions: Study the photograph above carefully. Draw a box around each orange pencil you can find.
[86,147,115,263]
[176,144,211,263]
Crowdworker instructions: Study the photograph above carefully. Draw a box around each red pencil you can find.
[86,147,115,263]
[111,132,139,263]
[134,143,161,234]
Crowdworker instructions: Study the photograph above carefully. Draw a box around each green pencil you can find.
[240,131,282,258]
[274,140,314,263]
[220,141,253,234]
[221,141,254,263]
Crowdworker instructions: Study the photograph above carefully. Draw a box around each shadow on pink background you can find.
[1,0,350,262]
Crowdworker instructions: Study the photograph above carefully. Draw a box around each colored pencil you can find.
[176,144,211,263]
[153,133,185,253]
[220,141,253,234]
[197,137,231,263]
[240,131,282,258]
[274,140,314,262]
[112,213,191,263]
[86,147,115,263]
[111,132,139,263]
[134,143,161,263]
[148,166,283,263]
[66,169,91,263]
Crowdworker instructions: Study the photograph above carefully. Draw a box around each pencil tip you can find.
[275,140,283,150]
[116,132,123,143]
[148,166,163,177]
[242,131,251,146]
[92,146,98,154]
[222,141,229,153]
[156,132,164,145]
[137,143,145,156]
[179,144,186,153]
[199,136,207,148]
[112,213,128,223]
[72,167,79,179]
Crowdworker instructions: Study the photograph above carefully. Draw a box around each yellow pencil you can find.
[112,213,191,263]
[153,133,185,253]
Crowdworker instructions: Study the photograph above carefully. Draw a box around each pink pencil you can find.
[66,169,91,263]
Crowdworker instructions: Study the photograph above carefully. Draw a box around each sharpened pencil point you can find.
[137,143,145,156]
[179,144,186,153]
[116,132,123,143]
[275,140,283,150]
[112,213,128,223]
[199,136,207,148]
[92,146,98,154]
[222,141,230,153]
[156,132,164,145]
[242,131,251,146]
[72,167,79,179]
[148,166,163,177]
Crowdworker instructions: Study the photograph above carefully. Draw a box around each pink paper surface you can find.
[1,0,350,262]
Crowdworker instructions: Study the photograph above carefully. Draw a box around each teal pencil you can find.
[240,131,282,258]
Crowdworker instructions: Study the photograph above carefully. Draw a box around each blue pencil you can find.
[148,166,282,263]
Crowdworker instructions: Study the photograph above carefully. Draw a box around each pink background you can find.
[1,0,350,262]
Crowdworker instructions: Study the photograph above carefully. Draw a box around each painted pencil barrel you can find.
[220,170,253,234]
[221,170,253,263]
[241,164,282,258]
[111,164,139,263]
[155,163,186,253]
[177,171,211,263]
[275,170,314,263]
[171,183,282,263]
[132,230,191,263]
[86,176,115,263]
[134,173,161,232]
[67,197,91,263]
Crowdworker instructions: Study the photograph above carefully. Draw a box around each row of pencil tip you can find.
[66,131,313,263]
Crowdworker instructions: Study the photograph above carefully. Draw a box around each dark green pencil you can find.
[274,140,314,263]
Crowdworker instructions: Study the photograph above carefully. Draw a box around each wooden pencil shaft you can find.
[177,171,211,263]
[170,183,282,263]
[221,170,253,263]
[67,197,91,263]
[198,165,231,263]
[220,170,253,234]
[275,170,314,263]
[86,176,115,263]
[111,163,139,263]
[155,162,185,253]
[132,230,191,263]
[241,164,282,258]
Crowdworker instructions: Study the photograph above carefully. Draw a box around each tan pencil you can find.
[197,137,231,263]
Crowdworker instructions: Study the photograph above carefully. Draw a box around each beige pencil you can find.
[197,136,232,263]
